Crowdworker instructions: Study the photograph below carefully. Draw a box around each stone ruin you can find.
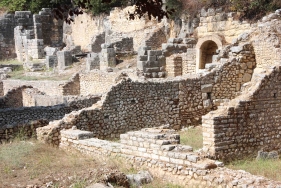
[1,5,281,187]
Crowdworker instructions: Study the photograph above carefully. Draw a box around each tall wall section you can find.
[196,8,252,44]
[202,12,281,161]
[64,6,174,52]
[37,45,256,146]
[0,9,63,61]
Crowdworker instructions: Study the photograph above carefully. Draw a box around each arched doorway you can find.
[196,35,223,72]
[199,40,218,69]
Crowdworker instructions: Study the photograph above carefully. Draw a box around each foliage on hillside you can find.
[0,0,70,13]
[0,0,280,22]
[181,0,281,20]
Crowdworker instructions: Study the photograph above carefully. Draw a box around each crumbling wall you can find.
[79,71,119,95]
[203,66,281,161]
[22,87,43,106]
[59,128,281,187]
[145,28,168,50]
[251,22,281,68]
[65,6,172,52]
[60,73,80,95]
[0,85,32,108]
[0,81,3,96]
[197,8,251,43]
[37,49,256,146]
[0,14,17,59]
[0,95,101,143]
[2,80,65,96]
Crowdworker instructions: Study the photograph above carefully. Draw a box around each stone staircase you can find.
[60,127,221,171]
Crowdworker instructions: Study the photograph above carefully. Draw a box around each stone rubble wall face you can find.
[59,129,281,187]
[0,81,3,96]
[197,9,251,43]
[183,49,196,74]
[65,7,172,52]
[60,73,80,96]
[212,44,256,99]
[2,80,65,96]
[79,72,120,95]
[0,96,101,143]
[37,43,256,146]
[0,85,33,108]
[0,9,62,61]
[203,67,281,161]
[252,23,281,68]
[165,52,197,77]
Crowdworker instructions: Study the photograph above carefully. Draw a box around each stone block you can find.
[46,55,57,69]
[201,84,213,93]
[86,53,100,71]
[57,51,73,70]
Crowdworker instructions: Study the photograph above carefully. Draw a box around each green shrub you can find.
[166,0,183,19]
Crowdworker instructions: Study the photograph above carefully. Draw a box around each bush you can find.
[73,0,127,16]
[166,0,183,19]
[0,0,71,13]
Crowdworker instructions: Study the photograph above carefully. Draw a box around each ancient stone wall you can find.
[0,14,17,59]
[37,48,255,146]
[38,45,255,145]
[0,81,3,96]
[59,128,281,187]
[166,54,194,77]
[251,20,281,68]
[197,8,251,43]
[212,43,255,100]
[0,85,32,108]
[79,71,119,95]
[202,66,281,161]
[59,73,80,96]
[2,80,65,96]
[64,6,172,52]
[0,95,101,143]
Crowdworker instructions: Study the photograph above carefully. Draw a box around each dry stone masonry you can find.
[1,5,281,187]
[60,127,281,187]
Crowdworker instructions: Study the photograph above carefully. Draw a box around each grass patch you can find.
[0,59,22,65]
[227,158,281,181]
[0,139,183,187]
[179,126,203,150]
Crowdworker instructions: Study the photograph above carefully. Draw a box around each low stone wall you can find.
[60,128,281,187]
[2,80,65,96]
[0,85,32,108]
[79,71,120,95]
[0,95,101,143]
[202,65,281,161]
[22,89,99,107]
[37,46,255,146]
[59,73,80,95]
[0,81,3,96]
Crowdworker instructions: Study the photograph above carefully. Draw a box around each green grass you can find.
[7,66,70,81]
[0,59,22,65]
[227,158,281,181]
[179,126,203,150]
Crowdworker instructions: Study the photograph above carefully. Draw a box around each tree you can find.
[52,0,175,24]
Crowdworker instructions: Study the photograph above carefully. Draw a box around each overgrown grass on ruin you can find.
[227,158,281,182]
[179,126,203,150]
[0,139,183,187]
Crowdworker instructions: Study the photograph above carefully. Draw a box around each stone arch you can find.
[196,35,223,72]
